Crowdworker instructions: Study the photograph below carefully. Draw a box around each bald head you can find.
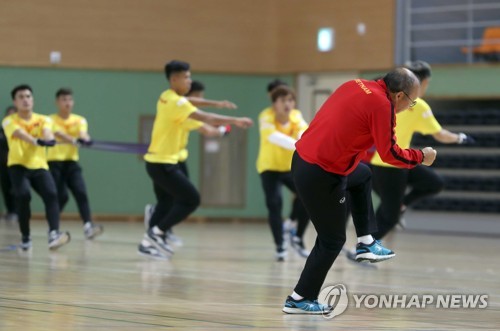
[383,67,420,96]
[383,67,420,113]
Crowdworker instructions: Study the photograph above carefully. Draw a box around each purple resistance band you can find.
[82,140,149,154]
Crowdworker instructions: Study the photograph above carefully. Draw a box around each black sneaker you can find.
[146,228,174,256]
[137,243,169,260]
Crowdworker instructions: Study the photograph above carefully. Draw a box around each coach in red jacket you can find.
[282,68,437,315]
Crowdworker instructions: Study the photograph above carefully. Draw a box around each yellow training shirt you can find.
[178,119,204,162]
[256,107,308,173]
[370,98,442,168]
[2,113,53,170]
[144,89,197,164]
[47,113,88,161]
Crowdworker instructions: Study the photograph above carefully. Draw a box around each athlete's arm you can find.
[421,147,437,166]
[78,131,91,143]
[42,128,55,141]
[189,110,252,128]
[12,128,55,146]
[432,129,474,144]
[12,128,37,145]
[54,131,76,143]
[267,132,296,150]
[372,104,427,167]
[187,97,237,110]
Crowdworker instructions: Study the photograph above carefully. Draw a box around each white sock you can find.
[357,235,374,245]
[291,292,304,301]
[83,222,92,230]
[152,226,164,235]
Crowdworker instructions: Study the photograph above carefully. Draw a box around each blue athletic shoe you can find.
[282,296,333,314]
[355,240,395,263]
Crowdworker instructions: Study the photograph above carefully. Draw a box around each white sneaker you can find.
[146,228,174,257]
[138,242,170,260]
[19,237,32,251]
[84,223,104,239]
[48,230,71,250]
[166,229,183,246]
[276,247,288,262]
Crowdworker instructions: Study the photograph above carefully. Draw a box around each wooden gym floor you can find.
[0,216,499,330]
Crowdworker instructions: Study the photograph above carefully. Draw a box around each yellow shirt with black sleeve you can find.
[256,107,308,173]
[1,113,53,170]
[370,98,442,168]
[178,119,204,162]
[47,114,88,162]
[144,89,198,164]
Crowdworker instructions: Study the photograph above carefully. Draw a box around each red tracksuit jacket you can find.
[296,79,423,176]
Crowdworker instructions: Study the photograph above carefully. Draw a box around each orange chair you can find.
[462,27,500,60]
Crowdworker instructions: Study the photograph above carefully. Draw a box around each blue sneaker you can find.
[282,296,333,314]
[356,240,395,263]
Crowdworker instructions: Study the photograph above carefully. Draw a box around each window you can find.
[396,0,500,64]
